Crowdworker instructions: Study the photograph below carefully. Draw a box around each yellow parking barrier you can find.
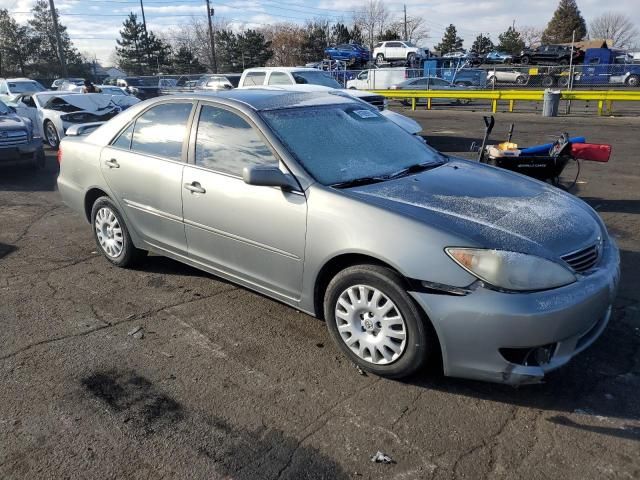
[371,89,640,116]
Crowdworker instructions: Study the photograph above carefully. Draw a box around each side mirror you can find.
[242,165,295,190]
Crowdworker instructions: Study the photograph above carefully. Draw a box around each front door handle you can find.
[105,158,120,168]
[184,182,206,194]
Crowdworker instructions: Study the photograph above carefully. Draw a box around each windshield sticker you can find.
[353,109,378,119]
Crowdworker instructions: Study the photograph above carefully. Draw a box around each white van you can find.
[238,67,343,89]
[346,68,416,90]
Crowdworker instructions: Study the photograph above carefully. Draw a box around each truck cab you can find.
[577,48,640,87]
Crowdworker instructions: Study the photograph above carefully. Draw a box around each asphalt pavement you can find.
[1,110,639,479]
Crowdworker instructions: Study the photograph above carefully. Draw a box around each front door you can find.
[182,103,307,301]
[100,101,194,254]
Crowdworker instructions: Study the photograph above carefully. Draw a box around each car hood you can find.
[0,113,28,130]
[346,159,601,259]
[41,93,120,112]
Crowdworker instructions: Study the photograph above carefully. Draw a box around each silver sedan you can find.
[57,90,619,385]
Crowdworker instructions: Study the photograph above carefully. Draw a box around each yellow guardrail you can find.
[370,89,640,115]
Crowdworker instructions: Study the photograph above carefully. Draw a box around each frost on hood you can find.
[353,163,599,256]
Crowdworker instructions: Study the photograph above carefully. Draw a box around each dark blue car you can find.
[324,44,370,66]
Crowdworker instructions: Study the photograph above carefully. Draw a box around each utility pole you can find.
[205,0,217,73]
[139,0,152,74]
[48,0,67,77]
[403,4,407,41]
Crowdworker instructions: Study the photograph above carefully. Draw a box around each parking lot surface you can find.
[1,110,639,479]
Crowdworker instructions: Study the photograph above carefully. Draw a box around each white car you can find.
[372,41,428,64]
[0,78,47,102]
[8,92,135,149]
[486,69,529,86]
[346,67,418,90]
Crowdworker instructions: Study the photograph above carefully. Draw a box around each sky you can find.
[2,0,639,64]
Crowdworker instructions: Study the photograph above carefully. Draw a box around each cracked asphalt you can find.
[1,110,639,479]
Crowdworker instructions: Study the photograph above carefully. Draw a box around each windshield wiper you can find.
[331,176,388,189]
[387,161,443,180]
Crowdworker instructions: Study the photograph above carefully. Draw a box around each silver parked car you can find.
[57,90,620,385]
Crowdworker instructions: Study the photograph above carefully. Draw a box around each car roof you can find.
[243,67,321,73]
[161,90,360,111]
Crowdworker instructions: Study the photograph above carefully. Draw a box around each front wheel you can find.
[44,120,60,149]
[376,53,385,65]
[91,196,147,267]
[324,264,432,378]
[521,55,531,65]
[407,52,416,63]
[515,75,527,85]
[541,76,555,88]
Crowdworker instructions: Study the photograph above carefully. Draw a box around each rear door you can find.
[181,102,307,301]
[100,101,195,254]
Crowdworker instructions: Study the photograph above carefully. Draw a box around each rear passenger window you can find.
[195,105,277,176]
[243,72,266,86]
[130,102,193,160]
[112,123,134,150]
[268,72,292,85]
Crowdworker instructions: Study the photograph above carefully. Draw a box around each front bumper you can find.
[411,240,620,385]
[0,137,43,166]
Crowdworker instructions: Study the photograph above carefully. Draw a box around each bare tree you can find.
[391,15,429,43]
[519,25,543,48]
[262,23,306,66]
[166,17,229,71]
[590,12,638,48]
[353,0,390,51]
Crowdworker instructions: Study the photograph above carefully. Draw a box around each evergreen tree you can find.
[171,46,205,74]
[115,13,147,75]
[471,33,494,55]
[435,25,463,55]
[0,9,32,76]
[497,27,525,55]
[237,30,273,69]
[332,23,351,44]
[350,24,364,45]
[542,0,587,43]
[29,0,82,76]
[302,21,329,63]
[215,29,239,72]
[379,29,400,41]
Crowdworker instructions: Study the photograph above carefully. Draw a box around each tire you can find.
[407,52,416,63]
[559,59,569,66]
[541,76,555,88]
[324,264,432,379]
[626,75,639,88]
[376,53,385,65]
[457,98,471,106]
[558,76,570,88]
[44,120,60,150]
[488,76,497,87]
[30,148,46,169]
[90,196,147,267]
[515,75,527,85]
[521,55,531,65]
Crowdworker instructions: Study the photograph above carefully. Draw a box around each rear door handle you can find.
[105,159,120,168]
[184,182,206,194]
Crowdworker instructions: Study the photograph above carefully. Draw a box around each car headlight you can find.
[446,248,576,291]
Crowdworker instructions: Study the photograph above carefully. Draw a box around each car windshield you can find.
[8,81,46,93]
[0,100,11,115]
[261,104,444,185]
[292,72,341,88]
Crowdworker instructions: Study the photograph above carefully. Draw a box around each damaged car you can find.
[57,91,620,386]
[9,92,136,149]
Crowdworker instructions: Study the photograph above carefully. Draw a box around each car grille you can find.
[362,95,386,111]
[561,243,600,273]
[0,130,28,147]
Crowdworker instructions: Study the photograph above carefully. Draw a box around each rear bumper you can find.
[0,137,43,166]
[411,239,620,385]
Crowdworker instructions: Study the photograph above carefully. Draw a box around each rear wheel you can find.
[626,75,639,88]
[488,76,497,87]
[558,76,570,88]
[91,196,147,267]
[324,264,432,379]
[521,55,531,65]
[44,120,60,150]
[541,75,555,88]
[407,52,416,63]
[559,58,569,66]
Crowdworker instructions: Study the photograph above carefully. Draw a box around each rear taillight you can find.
[57,148,62,164]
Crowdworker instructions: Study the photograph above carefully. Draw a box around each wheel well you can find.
[84,188,109,222]
[313,253,444,374]
[313,253,407,320]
